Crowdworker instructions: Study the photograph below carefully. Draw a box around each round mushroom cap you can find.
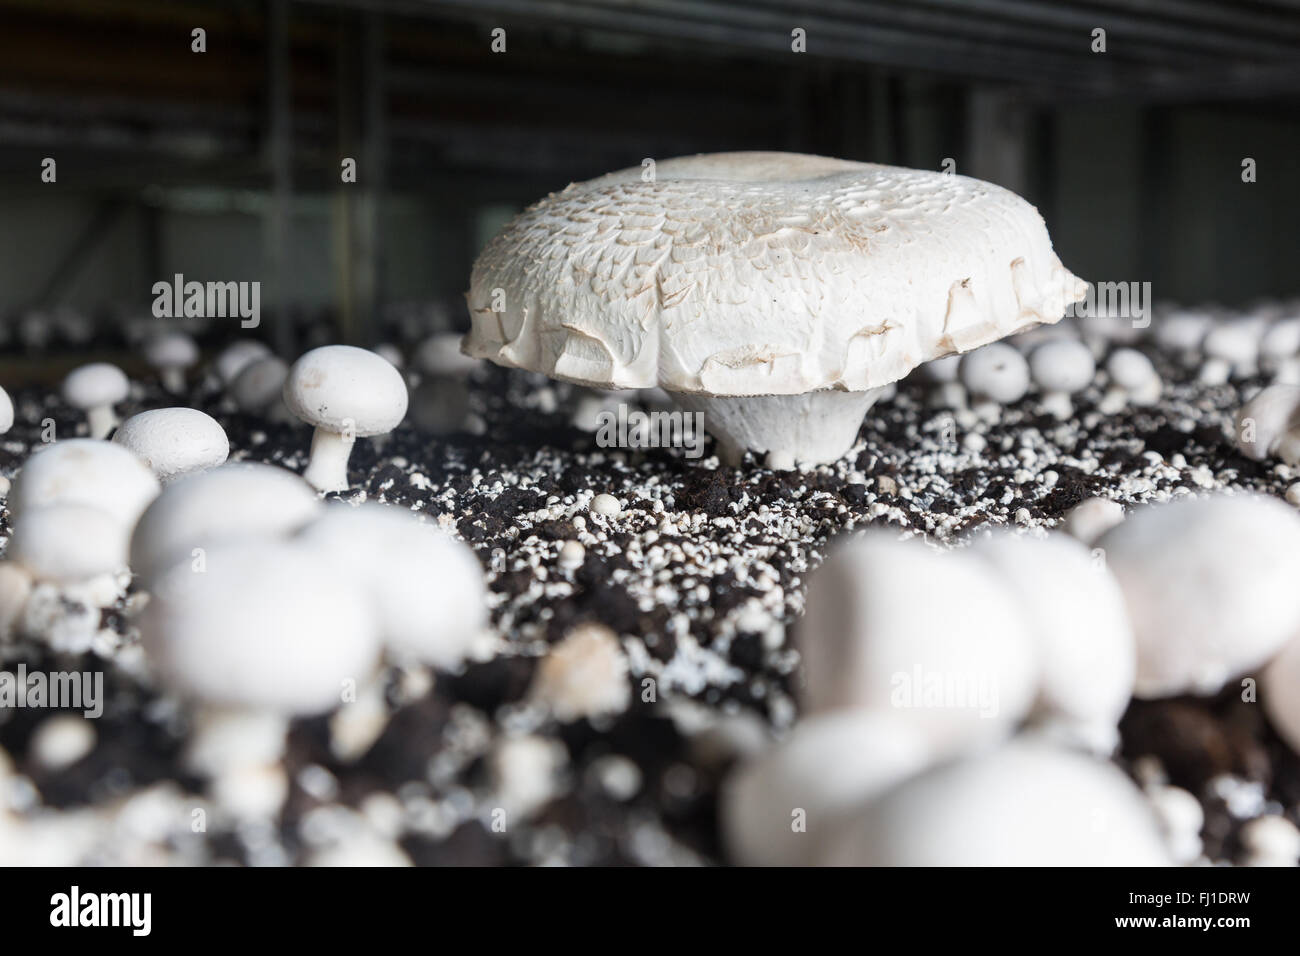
[821,740,1169,866]
[1203,322,1259,366]
[283,345,409,436]
[1260,317,1300,361]
[1028,338,1095,394]
[9,439,160,528]
[466,152,1086,396]
[371,343,405,369]
[1098,493,1300,698]
[111,408,229,482]
[414,333,479,378]
[721,711,931,867]
[1233,384,1300,461]
[215,340,273,384]
[140,541,380,715]
[1153,310,1211,353]
[296,503,487,669]
[61,363,129,411]
[798,531,1038,755]
[129,462,322,586]
[9,504,128,583]
[0,385,13,434]
[970,532,1135,751]
[959,343,1031,404]
[229,356,289,412]
[1106,347,1157,389]
[144,330,199,369]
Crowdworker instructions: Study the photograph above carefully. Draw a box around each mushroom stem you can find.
[673,388,883,468]
[302,428,355,493]
[86,405,119,440]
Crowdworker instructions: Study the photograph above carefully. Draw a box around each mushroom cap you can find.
[228,356,289,413]
[143,330,199,369]
[1234,384,1300,461]
[415,333,479,378]
[9,504,128,583]
[61,363,129,410]
[1153,309,1211,353]
[283,345,409,436]
[798,531,1038,754]
[9,439,160,528]
[295,503,487,669]
[959,342,1031,404]
[821,740,1169,866]
[140,541,380,715]
[129,462,322,586]
[1106,347,1157,390]
[1260,317,1300,361]
[970,532,1135,751]
[1098,493,1300,698]
[111,408,230,482]
[0,385,13,433]
[1028,338,1095,394]
[721,710,931,866]
[215,340,273,384]
[466,152,1086,396]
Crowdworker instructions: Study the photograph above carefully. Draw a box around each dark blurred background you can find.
[1,0,1298,375]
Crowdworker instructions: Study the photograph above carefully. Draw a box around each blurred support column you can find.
[264,0,294,357]
[965,87,1029,195]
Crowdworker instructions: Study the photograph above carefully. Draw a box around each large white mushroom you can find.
[111,408,229,482]
[283,345,409,493]
[821,739,1169,866]
[1098,493,1300,698]
[62,363,129,439]
[129,462,322,588]
[466,152,1086,467]
[797,531,1038,754]
[295,503,488,669]
[8,439,160,528]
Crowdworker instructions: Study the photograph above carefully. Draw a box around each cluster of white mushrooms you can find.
[723,489,1300,866]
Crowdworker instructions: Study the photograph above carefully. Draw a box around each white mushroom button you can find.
[144,330,199,393]
[1028,339,1095,419]
[721,710,930,866]
[589,493,621,517]
[111,408,229,482]
[1153,309,1211,359]
[1099,347,1161,413]
[9,439,160,529]
[295,503,488,670]
[1061,496,1125,545]
[214,339,273,385]
[798,532,1037,755]
[283,345,409,493]
[970,532,1135,754]
[1098,493,1300,697]
[466,151,1085,466]
[821,740,1169,866]
[1233,384,1300,464]
[1201,322,1260,382]
[1259,317,1300,365]
[140,541,380,715]
[229,356,290,418]
[8,504,129,584]
[61,363,129,439]
[959,343,1031,415]
[129,462,322,587]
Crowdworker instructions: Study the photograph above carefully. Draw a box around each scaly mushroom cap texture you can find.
[465,151,1088,397]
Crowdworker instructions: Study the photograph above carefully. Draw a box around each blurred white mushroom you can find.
[528,622,630,722]
[959,343,1030,419]
[409,333,479,435]
[1233,384,1300,464]
[371,343,405,369]
[1238,814,1300,867]
[144,330,199,393]
[1099,348,1161,414]
[9,439,159,528]
[1201,322,1260,383]
[8,503,129,585]
[111,408,229,482]
[62,363,129,439]
[1153,309,1211,365]
[214,339,273,385]
[821,740,1169,865]
[283,345,409,493]
[0,385,13,435]
[1098,493,1300,697]
[1028,339,1095,420]
[228,355,290,420]
[1061,496,1125,545]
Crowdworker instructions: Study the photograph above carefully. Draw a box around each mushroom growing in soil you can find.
[111,408,229,482]
[1098,347,1162,413]
[466,151,1086,468]
[144,330,199,393]
[9,439,160,529]
[283,345,409,493]
[1028,338,1095,420]
[62,363,129,439]
[228,355,290,420]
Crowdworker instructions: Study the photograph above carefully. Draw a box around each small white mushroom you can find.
[821,740,1169,866]
[8,504,129,584]
[589,493,621,517]
[959,343,1031,417]
[283,345,409,493]
[62,363,129,439]
[111,408,229,482]
[29,715,96,771]
[1201,322,1259,382]
[1259,317,1300,367]
[228,355,290,418]
[129,462,322,587]
[1098,493,1300,697]
[1099,347,1161,413]
[1061,496,1125,545]
[214,339,273,385]
[295,503,488,669]
[529,623,630,722]
[798,531,1037,755]
[970,532,1135,754]
[1028,339,1095,419]
[144,330,199,393]
[1146,783,1204,864]
[1238,814,1300,867]
[1153,309,1211,360]
[0,385,13,434]
[721,710,930,866]
[1233,384,1300,464]
[9,439,159,528]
